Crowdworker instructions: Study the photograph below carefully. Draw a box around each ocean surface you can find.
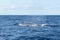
[0,15,60,40]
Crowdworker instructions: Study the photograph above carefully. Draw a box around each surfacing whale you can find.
[16,23,60,27]
[17,23,47,27]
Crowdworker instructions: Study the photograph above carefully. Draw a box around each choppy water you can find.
[0,15,60,40]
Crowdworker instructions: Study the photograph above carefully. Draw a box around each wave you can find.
[12,36,53,40]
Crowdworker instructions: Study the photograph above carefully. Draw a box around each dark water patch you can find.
[46,25,60,27]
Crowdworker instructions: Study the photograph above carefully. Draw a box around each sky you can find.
[0,0,60,15]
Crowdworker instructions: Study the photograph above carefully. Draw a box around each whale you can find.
[17,23,47,27]
[14,23,60,27]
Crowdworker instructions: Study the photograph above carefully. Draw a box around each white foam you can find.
[41,24,47,26]
[18,24,28,26]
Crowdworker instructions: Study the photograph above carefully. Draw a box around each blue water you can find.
[0,15,60,40]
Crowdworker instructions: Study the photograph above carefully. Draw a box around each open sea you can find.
[0,15,60,40]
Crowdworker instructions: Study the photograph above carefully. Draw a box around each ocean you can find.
[0,15,60,40]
